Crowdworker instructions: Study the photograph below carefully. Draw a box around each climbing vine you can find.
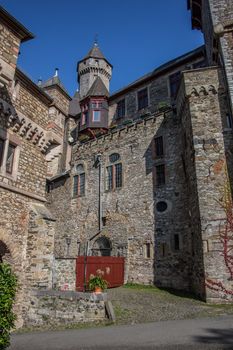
[0,263,17,350]
[206,177,233,296]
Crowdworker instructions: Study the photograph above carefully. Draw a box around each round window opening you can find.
[156,201,168,212]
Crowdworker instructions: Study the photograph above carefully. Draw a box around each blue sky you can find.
[0,0,203,97]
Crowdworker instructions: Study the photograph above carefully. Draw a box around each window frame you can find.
[106,153,123,191]
[137,87,149,110]
[155,164,165,186]
[92,110,101,122]
[154,136,164,158]
[0,129,20,180]
[72,164,86,198]
[116,99,126,119]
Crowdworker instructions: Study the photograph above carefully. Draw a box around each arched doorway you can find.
[0,240,12,264]
[92,236,112,256]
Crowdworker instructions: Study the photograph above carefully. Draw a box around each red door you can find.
[76,256,124,291]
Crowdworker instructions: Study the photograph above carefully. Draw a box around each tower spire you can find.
[94,33,98,47]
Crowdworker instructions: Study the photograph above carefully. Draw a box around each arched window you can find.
[92,237,112,256]
[106,153,122,191]
[73,164,85,197]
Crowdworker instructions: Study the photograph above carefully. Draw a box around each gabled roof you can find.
[86,76,109,98]
[0,6,34,42]
[69,90,81,117]
[41,75,71,100]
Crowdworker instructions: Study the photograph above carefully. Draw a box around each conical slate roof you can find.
[79,43,112,68]
[86,76,109,97]
[84,44,105,60]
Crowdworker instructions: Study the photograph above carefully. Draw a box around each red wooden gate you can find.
[76,256,125,291]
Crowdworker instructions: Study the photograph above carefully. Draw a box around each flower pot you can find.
[94,286,102,293]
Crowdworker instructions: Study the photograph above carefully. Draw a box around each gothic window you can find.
[116,99,125,118]
[92,236,112,256]
[155,164,165,186]
[137,88,148,110]
[106,153,122,191]
[154,136,163,157]
[73,164,85,197]
[169,71,181,98]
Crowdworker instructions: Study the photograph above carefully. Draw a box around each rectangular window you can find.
[145,243,151,258]
[5,143,15,174]
[106,163,122,191]
[93,110,101,122]
[107,166,113,191]
[0,138,4,166]
[116,99,125,118]
[115,163,122,188]
[154,136,163,157]
[82,111,88,125]
[156,164,165,186]
[138,88,148,110]
[73,173,85,197]
[174,234,180,251]
[169,71,181,98]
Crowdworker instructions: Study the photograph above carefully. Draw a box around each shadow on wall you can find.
[143,109,206,298]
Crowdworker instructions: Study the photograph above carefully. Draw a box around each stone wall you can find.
[48,111,194,290]
[180,66,233,301]
[108,53,205,125]
[25,290,106,327]
[53,258,76,291]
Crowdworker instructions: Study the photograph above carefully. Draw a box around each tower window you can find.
[93,110,101,122]
[116,99,125,118]
[138,88,148,110]
[6,143,16,174]
[154,136,163,157]
[144,243,151,258]
[106,153,122,191]
[155,164,165,186]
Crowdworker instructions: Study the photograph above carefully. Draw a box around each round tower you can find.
[77,43,112,99]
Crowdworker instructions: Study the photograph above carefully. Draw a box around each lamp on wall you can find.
[65,236,71,256]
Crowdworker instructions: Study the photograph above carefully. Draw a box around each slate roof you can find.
[79,44,112,68]
[41,75,71,99]
[110,45,205,100]
[69,90,81,117]
[86,76,109,97]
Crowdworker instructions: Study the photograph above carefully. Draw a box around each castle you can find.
[0,0,233,327]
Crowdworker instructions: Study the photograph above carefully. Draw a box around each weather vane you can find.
[94,33,98,47]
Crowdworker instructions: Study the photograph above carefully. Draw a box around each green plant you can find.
[88,274,108,291]
[0,263,17,350]
[158,101,170,111]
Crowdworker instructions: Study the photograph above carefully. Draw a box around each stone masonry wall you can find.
[48,111,193,290]
[53,259,76,291]
[25,290,106,327]
[182,67,233,302]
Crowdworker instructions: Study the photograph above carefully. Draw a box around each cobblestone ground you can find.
[108,285,233,325]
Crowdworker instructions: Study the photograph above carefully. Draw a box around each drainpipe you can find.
[98,154,102,233]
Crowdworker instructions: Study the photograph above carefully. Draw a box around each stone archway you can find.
[0,240,13,264]
[92,236,112,256]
